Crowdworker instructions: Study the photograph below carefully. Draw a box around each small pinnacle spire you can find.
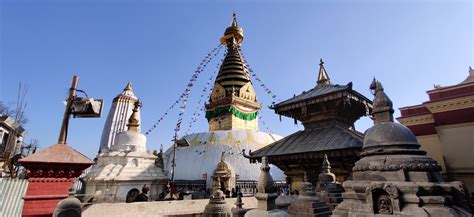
[231,11,238,27]
[322,154,331,172]
[257,156,276,195]
[127,100,141,131]
[235,191,244,208]
[317,58,331,87]
[370,78,394,123]
[124,82,133,91]
[221,151,225,162]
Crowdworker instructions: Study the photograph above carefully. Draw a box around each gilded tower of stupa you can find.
[205,13,260,131]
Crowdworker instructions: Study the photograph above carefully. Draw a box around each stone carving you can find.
[316,155,343,211]
[203,176,232,217]
[244,156,288,217]
[288,172,331,216]
[231,191,247,217]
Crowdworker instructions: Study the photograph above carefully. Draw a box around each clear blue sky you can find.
[1,0,472,159]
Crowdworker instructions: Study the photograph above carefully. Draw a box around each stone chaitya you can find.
[315,154,343,211]
[245,157,289,217]
[84,101,168,203]
[203,176,233,217]
[248,59,372,191]
[231,192,247,217]
[332,79,473,216]
[288,172,331,216]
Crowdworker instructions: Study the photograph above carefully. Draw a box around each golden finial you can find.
[220,12,244,46]
[317,58,331,86]
[124,82,133,91]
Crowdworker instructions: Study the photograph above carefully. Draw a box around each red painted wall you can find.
[22,178,73,217]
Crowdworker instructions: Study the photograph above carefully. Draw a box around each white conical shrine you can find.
[98,82,140,154]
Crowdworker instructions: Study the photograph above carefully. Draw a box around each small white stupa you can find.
[84,101,168,203]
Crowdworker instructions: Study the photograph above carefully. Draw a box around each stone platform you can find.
[83,197,258,217]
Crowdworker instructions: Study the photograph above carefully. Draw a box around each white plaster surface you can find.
[164,130,286,188]
[99,85,140,153]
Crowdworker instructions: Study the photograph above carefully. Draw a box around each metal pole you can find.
[58,75,79,144]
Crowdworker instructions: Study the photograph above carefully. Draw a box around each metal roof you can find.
[0,178,29,217]
[275,83,350,107]
[249,125,363,158]
[274,82,371,111]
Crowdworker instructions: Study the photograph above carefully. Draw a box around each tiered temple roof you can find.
[249,59,372,189]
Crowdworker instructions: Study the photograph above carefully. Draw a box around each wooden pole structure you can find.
[58,75,78,144]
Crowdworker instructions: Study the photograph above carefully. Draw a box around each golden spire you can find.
[230,11,238,27]
[127,101,141,131]
[317,58,331,87]
[124,82,133,91]
[220,12,244,46]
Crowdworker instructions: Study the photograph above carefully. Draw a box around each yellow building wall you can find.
[416,134,446,173]
[436,122,474,190]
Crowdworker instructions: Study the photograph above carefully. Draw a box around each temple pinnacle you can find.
[317,58,331,86]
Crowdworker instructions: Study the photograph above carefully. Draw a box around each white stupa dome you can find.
[164,130,285,188]
[112,130,147,152]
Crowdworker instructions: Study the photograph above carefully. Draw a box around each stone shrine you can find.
[84,101,168,203]
[244,156,289,217]
[288,172,331,216]
[203,177,232,217]
[332,79,473,216]
[315,154,343,211]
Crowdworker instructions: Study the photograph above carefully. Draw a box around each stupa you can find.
[203,177,233,217]
[244,157,289,217]
[332,79,473,216]
[163,13,284,194]
[84,101,168,203]
[287,172,331,216]
[315,154,343,211]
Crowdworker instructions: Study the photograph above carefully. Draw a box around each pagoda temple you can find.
[248,59,372,191]
[163,13,284,196]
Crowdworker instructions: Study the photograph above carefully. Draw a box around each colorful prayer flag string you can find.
[145,44,223,136]
[173,44,224,141]
[258,113,274,135]
[184,50,227,135]
[239,49,282,103]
